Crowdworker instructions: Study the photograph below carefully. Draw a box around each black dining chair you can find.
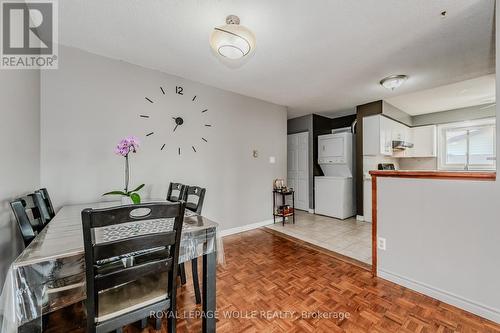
[10,199,37,247]
[167,183,189,291]
[32,191,53,225]
[166,183,186,203]
[184,186,206,215]
[10,192,51,247]
[37,188,56,219]
[82,202,185,333]
[179,185,206,304]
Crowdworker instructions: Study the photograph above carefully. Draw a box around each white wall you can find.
[41,46,287,232]
[398,157,437,170]
[0,70,40,287]
[377,178,500,322]
[375,1,500,323]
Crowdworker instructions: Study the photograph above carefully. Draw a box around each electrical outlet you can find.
[377,237,386,251]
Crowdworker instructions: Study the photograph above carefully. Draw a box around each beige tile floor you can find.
[265,210,372,264]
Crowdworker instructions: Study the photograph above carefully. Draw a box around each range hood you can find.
[392,140,414,150]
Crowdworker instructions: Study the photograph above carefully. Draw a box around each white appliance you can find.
[314,131,356,219]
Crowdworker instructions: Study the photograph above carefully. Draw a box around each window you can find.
[438,118,496,171]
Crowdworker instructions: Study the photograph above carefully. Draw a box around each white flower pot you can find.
[121,196,133,205]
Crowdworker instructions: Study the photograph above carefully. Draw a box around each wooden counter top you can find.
[369,170,496,181]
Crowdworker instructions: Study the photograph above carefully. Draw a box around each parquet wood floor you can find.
[46,228,500,332]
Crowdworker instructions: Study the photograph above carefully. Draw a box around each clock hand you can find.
[173,124,179,132]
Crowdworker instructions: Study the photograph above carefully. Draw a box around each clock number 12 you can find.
[176,86,184,95]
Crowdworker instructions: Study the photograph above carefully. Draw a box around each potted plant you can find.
[103,136,145,204]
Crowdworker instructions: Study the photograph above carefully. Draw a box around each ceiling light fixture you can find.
[380,75,408,91]
[210,15,256,60]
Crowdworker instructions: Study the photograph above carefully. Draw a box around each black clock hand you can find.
[173,124,179,132]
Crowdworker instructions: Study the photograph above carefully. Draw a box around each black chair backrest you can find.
[183,186,206,215]
[167,182,186,202]
[10,198,39,247]
[82,202,185,330]
[31,191,52,225]
[38,188,55,219]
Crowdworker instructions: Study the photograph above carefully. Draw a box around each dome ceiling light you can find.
[380,75,409,91]
[210,15,256,60]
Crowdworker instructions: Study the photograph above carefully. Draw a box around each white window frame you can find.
[437,118,496,171]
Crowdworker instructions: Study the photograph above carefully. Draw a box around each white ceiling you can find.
[58,0,495,119]
[386,74,496,115]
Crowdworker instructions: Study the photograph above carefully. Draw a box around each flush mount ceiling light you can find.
[380,75,408,91]
[210,15,256,60]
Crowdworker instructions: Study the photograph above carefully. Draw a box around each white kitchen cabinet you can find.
[379,116,394,155]
[409,125,436,157]
[363,115,393,156]
[392,121,410,142]
[363,115,437,158]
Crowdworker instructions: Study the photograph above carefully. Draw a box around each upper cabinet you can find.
[363,115,392,156]
[363,115,436,158]
[408,125,436,157]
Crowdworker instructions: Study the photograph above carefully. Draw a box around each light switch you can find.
[269,156,276,164]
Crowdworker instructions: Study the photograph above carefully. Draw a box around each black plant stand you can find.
[273,189,295,226]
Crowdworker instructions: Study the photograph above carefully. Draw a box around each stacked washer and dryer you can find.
[314,129,356,219]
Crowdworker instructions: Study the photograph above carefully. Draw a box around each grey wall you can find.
[412,103,496,126]
[383,101,496,128]
[0,70,40,287]
[41,46,287,232]
[383,101,413,126]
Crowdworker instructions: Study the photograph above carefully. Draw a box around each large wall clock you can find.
[140,84,212,155]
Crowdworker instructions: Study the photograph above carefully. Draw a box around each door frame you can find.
[287,131,309,211]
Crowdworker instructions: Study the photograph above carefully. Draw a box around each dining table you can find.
[0,200,222,333]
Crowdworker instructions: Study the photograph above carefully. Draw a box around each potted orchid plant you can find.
[103,136,145,204]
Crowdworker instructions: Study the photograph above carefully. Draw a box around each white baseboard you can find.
[219,219,274,237]
[379,269,500,324]
[356,215,372,223]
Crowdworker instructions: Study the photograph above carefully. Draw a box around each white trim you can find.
[220,219,274,237]
[379,269,500,324]
[356,215,372,223]
[308,209,314,214]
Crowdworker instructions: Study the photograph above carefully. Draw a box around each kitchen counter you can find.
[369,170,496,181]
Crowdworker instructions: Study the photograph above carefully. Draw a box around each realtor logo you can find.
[1,0,58,69]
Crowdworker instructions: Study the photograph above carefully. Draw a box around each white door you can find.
[287,132,309,211]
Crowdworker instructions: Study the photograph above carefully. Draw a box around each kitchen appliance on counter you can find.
[315,130,356,219]
[378,163,396,170]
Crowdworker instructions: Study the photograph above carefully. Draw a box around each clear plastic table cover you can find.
[0,201,223,333]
